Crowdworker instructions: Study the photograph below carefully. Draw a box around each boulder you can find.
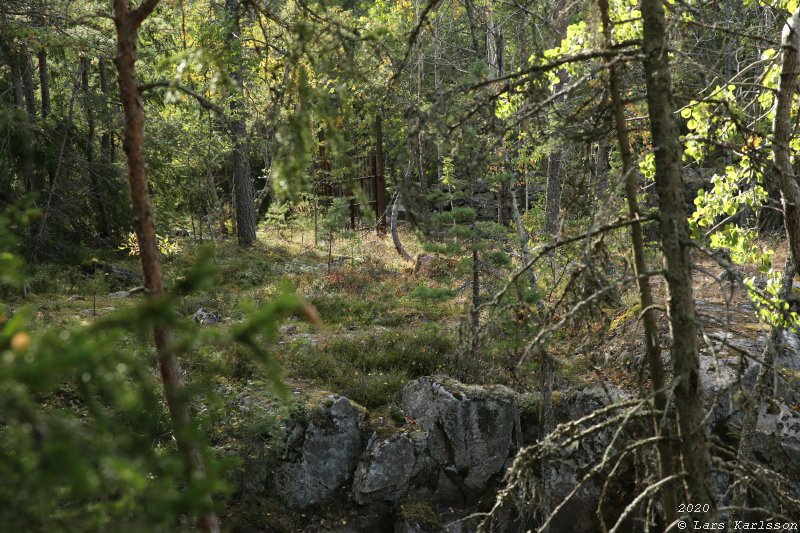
[192,308,221,326]
[352,432,416,504]
[280,323,299,336]
[273,395,366,509]
[400,377,521,495]
[80,258,142,288]
[752,400,800,485]
[548,386,630,533]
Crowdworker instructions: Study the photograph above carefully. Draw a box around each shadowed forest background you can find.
[1,0,800,531]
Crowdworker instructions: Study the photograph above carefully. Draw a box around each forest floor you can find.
[21,223,784,421]
[16,223,791,529]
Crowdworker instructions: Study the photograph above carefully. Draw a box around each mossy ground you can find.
[15,222,571,404]
[11,221,618,528]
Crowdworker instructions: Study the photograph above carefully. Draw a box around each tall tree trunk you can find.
[433,8,444,193]
[392,154,414,262]
[511,183,538,297]
[414,0,428,222]
[598,0,678,524]
[640,0,716,520]
[82,57,111,238]
[111,2,219,531]
[9,50,24,110]
[38,49,51,120]
[463,0,482,57]
[487,8,510,226]
[544,0,568,238]
[593,139,609,202]
[9,50,36,194]
[99,57,114,162]
[20,49,40,194]
[226,0,257,246]
[772,8,800,276]
[544,152,562,236]
[38,47,56,189]
[20,49,36,123]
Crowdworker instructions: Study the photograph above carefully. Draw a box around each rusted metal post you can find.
[349,157,356,229]
[350,194,356,229]
[375,114,387,233]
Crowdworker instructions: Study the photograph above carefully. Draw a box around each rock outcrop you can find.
[266,377,522,517]
[273,395,366,509]
[352,432,417,504]
[400,377,521,498]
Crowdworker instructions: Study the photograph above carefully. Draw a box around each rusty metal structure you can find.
[312,115,387,234]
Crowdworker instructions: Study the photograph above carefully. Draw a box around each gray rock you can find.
[394,520,437,533]
[108,290,130,299]
[752,401,800,484]
[191,308,221,325]
[353,432,416,504]
[280,324,299,336]
[273,395,366,509]
[400,377,521,494]
[535,386,630,533]
[413,254,436,275]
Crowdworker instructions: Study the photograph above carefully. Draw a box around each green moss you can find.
[427,375,515,401]
[365,405,408,439]
[284,325,455,409]
[342,371,408,409]
[517,391,543,417]
[609,303,641,331]
[399,501,443,530]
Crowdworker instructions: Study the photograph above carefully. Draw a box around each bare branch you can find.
[138,80,228,118]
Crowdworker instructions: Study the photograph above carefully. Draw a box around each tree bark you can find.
[598,0,678,524]
[544,0,569,239]
[20,49,41,194]
[463,0,482,57]
[392,154,415,262]
[20,49,36,123]
[640,0,716,520]
[544,151,562,236]
[772,8,800,276]
[414,0,429,223]
[511,183,538,297]
[98,57,114,162]
[593,139,609,202]
[8,49,36,194]
[82,57,111,238]
[487,10,510,226]
[39,49,51,120]
[225,0,257,246]
[111,1,219,530]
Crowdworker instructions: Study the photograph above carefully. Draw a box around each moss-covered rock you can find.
[271,394,366,509]
[397,501,443,532]
[400,376,521,495]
